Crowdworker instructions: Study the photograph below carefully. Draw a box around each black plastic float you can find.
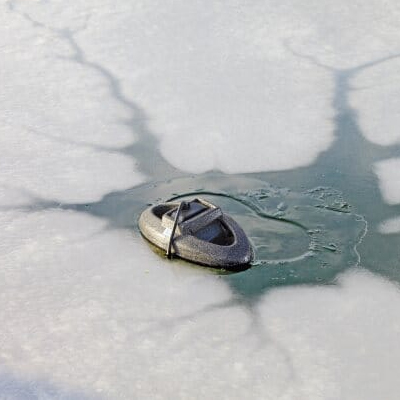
[138,198,253,269]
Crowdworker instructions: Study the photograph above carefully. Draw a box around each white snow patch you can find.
[374,158,400,204]
[378,216,400,234]
[281,0,400,69]
[257,269,400,400]
[0,125,142,204]
[350,58,400,146]
[76,0,335,174]
[1,209,400,399]
[4,0,400,176]
[73,0,400,173]
[2,0,400,399]
[0,4,145,204]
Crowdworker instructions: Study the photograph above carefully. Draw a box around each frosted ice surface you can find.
[6,0,400,176]
[255,270,400,400]
[0,210,233,397]
[276,0,400,69]
[76,0,335,173]
[74,0,400,173]
[2,0,400,398]
[378,216,400,234]
[1,210,400,399]
[0,3,144,204]
[374,158,400,205]
[350,58,400,146]
[0,125,142,204]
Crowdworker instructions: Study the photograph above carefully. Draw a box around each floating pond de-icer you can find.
[138,198,253,269]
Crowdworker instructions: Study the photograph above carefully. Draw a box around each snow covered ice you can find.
[1,0,400,399]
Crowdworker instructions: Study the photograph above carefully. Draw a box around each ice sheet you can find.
[374,158,400,205]
[75,0,400,173]
[74,0,336,173]
[1,209,400,399]
[350,58,400,146]
[2,0,400,398]
[3,0,400,180]
[0,3,144,204]
[0,125,142,205]
[378,216,400,234]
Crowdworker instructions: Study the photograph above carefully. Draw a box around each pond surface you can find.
[2,1,400,399]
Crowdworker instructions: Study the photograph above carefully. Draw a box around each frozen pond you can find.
[1,1,400,399]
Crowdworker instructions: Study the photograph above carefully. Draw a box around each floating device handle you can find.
[167,201,188,259]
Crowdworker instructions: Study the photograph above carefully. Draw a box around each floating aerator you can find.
[138,198,253,269]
